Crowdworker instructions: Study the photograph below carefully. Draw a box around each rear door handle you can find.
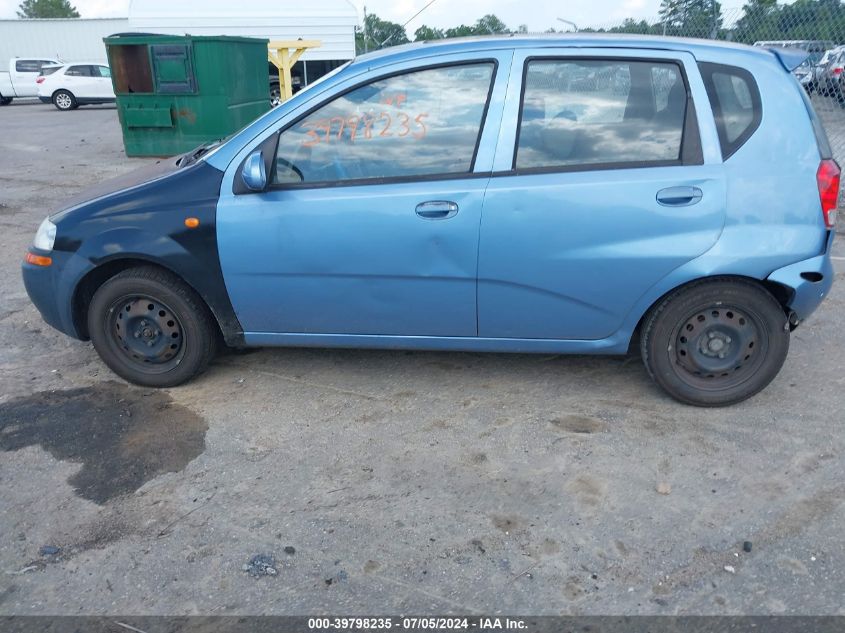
[656,186,703,207]
[415,200,459,220]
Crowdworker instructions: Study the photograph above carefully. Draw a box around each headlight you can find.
[33,217,56,251]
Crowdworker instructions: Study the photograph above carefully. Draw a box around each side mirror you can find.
[241,151,267,192]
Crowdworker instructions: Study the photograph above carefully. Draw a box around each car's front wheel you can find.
[52,90,78,111]
[0,96,12,105]
[88,266,218,387]
[640,278,790,407]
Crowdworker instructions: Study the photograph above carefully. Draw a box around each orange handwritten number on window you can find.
[300,121,322,147]
[347,116,360,143]
[413,113,429,140]
[315,119,331,144]
[397,113,411,137]
[378,112,392,136]
[362,113,376,140]
[330,116,346,141]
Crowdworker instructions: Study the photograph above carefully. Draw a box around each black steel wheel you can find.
[641,279,790,407]
[88,266,218,387]
[107,295,186,374]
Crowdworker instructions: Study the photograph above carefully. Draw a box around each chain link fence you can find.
[555,3,845,171]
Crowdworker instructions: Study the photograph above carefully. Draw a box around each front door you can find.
[478,49,727,340]
[218,58,506,337]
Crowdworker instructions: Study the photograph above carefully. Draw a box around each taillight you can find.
[833,67,844,76]
[36,76,45,84]
[817,159,840,229]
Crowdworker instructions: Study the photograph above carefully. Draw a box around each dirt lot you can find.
[1,100,844,616]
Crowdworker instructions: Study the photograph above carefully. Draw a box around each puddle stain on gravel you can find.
[0,381,207,504]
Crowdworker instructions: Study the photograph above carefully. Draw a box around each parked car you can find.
[817,47,845,103]
[22,36,839,406]
[0,56,60,104]
[36,62,116,111]
[794,59,816,92]
[753,39,834,65]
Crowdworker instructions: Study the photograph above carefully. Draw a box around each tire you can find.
[53,89,77,111]
[640,278,789,407]
[87,266,218,388]
[270,82,281,107]
[0,96,12,105]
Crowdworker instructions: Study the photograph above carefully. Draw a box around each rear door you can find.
[63,64,95,97]
[478,48,727,340]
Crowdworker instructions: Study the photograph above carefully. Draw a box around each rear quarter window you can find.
[698,62,762,160]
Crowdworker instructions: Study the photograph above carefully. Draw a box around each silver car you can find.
[816,46,845,98]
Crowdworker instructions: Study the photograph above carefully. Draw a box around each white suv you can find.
[37,62,116,111]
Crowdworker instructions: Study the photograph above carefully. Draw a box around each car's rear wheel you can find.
[0,96,12,105]
[88,266,218,387]
[53,90,77,111]
[641,279,789,407]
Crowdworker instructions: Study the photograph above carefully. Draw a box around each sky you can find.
[0,0,686,30]
[0,0,751,30]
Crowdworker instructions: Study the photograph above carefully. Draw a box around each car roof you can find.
[352,33,778,69]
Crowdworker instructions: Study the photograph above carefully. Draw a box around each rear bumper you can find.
[38,96,51,103]
[766,232,835,323]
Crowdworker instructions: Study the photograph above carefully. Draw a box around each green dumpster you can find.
[104,34,271,157]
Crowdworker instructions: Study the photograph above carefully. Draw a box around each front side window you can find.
[515,59,688,171]
[273,63,495,185]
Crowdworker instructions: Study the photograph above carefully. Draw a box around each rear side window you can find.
[16,59,52,73]
[698,62,762,160]
[40,66,61,77]
[514,59,698,171]
[66,65,93,77]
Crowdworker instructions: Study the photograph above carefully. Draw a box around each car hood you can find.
[51,155,185,221]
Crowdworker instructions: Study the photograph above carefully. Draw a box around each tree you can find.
[17,0,79,18]
[444,24,477,38]
[659,0,722,37]
[608,18,661,35]
[414,25,445,41]
[474,14,509,34]
[356,13,409,53]
[732,0,845,45]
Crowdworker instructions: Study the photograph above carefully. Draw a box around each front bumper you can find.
[766,232,836,323]
[22,249,86,339]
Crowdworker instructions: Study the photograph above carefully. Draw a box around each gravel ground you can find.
[1,100,844,616]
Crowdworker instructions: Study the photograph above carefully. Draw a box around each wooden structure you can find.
[268,40,322,101]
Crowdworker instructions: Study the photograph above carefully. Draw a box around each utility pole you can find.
[711,0,718,39]
[363,5,368,53]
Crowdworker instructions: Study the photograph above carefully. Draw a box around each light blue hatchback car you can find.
[23,35,839,406]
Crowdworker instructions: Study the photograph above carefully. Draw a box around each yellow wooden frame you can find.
[268,40,322,102]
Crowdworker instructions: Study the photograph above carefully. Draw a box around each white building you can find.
[0,0,357,84]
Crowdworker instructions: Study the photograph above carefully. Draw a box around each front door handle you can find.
[656,186,703,207]
[415,200,459,220]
